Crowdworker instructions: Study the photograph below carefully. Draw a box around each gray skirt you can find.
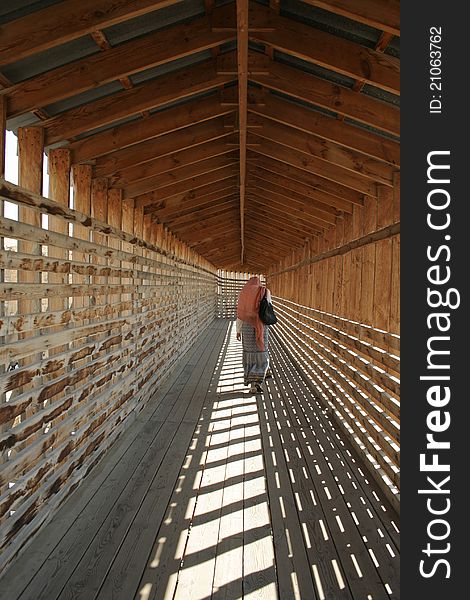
[241,322,269,385]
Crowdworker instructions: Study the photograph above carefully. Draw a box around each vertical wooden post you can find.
[361,197,377,327]
[0,97,6,437]
[91,178,108,310]
[70,164,92,371]
[17,127,44,317]
[155,222,164,311]
[142,213,152,300]
[390,172,400,334]
[48,148,71,355]
[0,95,6,178]
[121,198,134,314]
[351,205,364,322]
[0,97,6,294]
[71,164,92,312]
[373,185,393,331]
[133,202,144,310]
[15,128,44,420]
[107,188,122,313]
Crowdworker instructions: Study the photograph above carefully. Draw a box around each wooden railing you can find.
[0,180,217,572]
[271,296,400,512]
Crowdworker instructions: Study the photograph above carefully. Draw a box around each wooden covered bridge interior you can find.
[0,0,400,598]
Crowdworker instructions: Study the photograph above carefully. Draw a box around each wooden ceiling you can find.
[0,0,400,273]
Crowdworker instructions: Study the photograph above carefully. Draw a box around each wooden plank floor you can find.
[0,320,400,600]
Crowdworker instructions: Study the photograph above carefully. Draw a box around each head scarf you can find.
[237,276,267,351]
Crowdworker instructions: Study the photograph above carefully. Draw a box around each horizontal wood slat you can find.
[0,179,218,574]
[271,297,400,500]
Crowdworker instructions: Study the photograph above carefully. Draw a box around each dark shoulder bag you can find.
[259,289,278,325]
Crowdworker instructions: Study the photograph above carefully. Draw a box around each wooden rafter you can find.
[245,209,315,240]
[246,157,359,210]
[0,0,400,271]
[244,236,290,256]
[250,58,399,136]
[3,12,235,119]
[133,167,236,204]
[122,155,237,198]
[248,95,399,166]
[141,179,238,212]
[247,183,337,225]
[153,192,239,220]
[193,236,241,254]
[248,139,375,197]
[110,137,237,187]
[249,150,364,206]
[68,95,234,163]
[244,225,304,250]
[248,4,399,95]
[246,196,325,233]
[300,0,400,37]
[0,0,183,67]
[236,0,249,264]
[183,221,239,243]
[165,201,239,228]
[89,30,134,93]
[248,119,395,186]
[94,118,235,177]
[247,171,344,216]
[42,60,233,145]
[172,209,239,234]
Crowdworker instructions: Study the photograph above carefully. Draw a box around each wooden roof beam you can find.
[248,141,372,198]
[0,0,183,67]
[94,118,235,177]
[212,0,399,37]
[249,130,377,196]
[246,156,359,210]
[237,0,249,264]
[68,94,235,163]
[172,209,239,234]
[300,0,400,37]
[244,224,304,251]
[351,29,397,95]
[245,235,290,254]
[213,7,399,93]
[133,167,237,203]
[247,184,337,226]
[165,200,239,228]
[249,116,396,185]
[245,210,314,241]
[183,221,240,244]
[248,149,364,208]
[153,192,238,220]
[195,237,241,255]
[3,10,235,118]
[243,239,289,261]
[142,180,238,213]
[245,197,325,234]
[42,59,234,145]
[248,4,399,95]
[248,95,399,166]
[247,170,344,216]
[90,29,135,93]
[122,155,238,198]
[110,136,237,187]
[250,59,399,136]
[201,238,241,254]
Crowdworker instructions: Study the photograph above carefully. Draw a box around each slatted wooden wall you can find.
[267,177,400,511]
[216,270,265,318]
[0,177,217,572]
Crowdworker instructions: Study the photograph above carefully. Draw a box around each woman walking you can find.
[235,276,272,394]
